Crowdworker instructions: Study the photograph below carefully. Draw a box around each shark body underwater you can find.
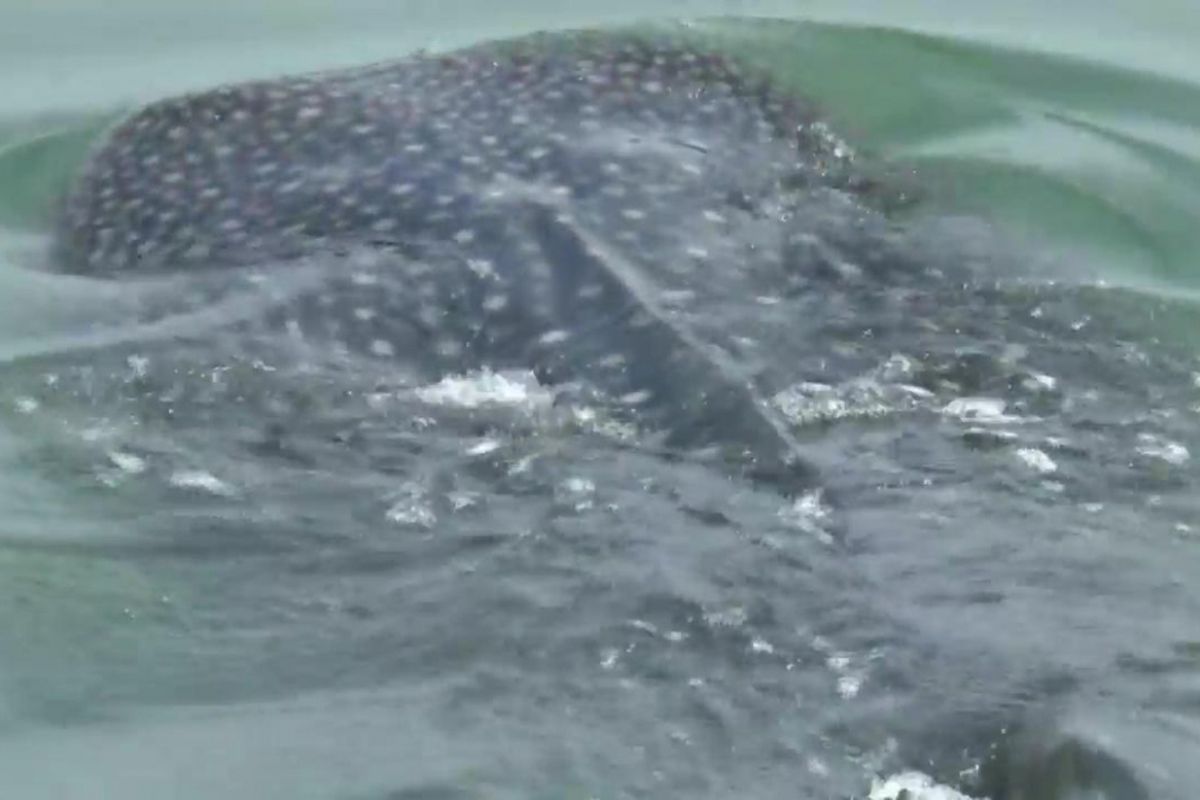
[50,32,889,493]
[31,31,1200,798]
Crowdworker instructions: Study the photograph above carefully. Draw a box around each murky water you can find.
[1,5,1198,799]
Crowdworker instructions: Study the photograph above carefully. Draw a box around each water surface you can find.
[1,5,1198,799]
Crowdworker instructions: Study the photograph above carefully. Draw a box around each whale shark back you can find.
[51,33,862,490]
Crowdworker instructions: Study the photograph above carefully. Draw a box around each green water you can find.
[1,3,1199,799]
[8,7,1200,290]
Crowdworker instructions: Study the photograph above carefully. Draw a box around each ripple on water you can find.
[3,20,1200,800]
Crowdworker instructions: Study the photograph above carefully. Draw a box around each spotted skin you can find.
[53,33,858,488]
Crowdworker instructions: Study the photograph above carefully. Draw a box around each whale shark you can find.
[51,32,873,492]
[26,31,1200,800]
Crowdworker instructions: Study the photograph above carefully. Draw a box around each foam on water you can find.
[869,772,980,800]
[1014,447,1058,475]
[412,368,553,410]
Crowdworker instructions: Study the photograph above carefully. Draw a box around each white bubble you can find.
[869,772,977,800]
[836,675,861,699]
[169,470,235,497]
[413,368,551,409]
[1015,447,1057,475]
[12,397,38,414]
[108,451,147,474]
[466,439,501,456]
[1136,433,1190,465]
[942,397,1025,424]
